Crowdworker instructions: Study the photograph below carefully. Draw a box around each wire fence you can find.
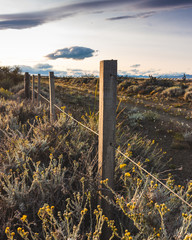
[35,89,192,209]
[34,90,99,136]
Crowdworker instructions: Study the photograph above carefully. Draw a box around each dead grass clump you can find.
[186,86,192,92]
[161,86,184,98]
[126,85,143,94]
[138,85,156,95]
[143,78,173,87]
[184,91,192,101]
[117,80,132,91]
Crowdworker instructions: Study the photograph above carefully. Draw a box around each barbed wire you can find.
[35,89,192,209]
[54,104,99,136]
[38,92,49,103]
[117,149,192,209]
[34,90,99,136]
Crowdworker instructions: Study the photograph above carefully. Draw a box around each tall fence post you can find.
[24,72,30,99]
[98,60,117,233]
[37,74,41,105]
[32,75,35,103]
[49,72,56,122]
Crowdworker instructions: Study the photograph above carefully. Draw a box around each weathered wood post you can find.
[24,72,30,99]
[37,74,41,105]
[32,75,35,103]
[49,72,56,122]
[98,60,117,233]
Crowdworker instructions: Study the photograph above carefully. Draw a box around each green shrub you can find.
[0,66,23,89]
[0,88,13,98]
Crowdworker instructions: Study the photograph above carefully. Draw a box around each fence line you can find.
[34,90,192,209]
[33,90,99,136]
[26,62,192,211]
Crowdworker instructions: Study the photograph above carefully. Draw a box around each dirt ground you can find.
[121,100,192,185]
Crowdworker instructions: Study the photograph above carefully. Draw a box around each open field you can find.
[0,74,192,239]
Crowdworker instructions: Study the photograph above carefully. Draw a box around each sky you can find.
[0,0,192,77]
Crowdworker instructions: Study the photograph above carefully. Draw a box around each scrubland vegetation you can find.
[0,69,192,239]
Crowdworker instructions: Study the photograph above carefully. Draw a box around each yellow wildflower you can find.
[120,164,127,169]
[21,215,27,222]
[125,172,131,177]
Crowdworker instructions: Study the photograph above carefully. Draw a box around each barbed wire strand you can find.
[35,90,99,136]
[117,149,192,209]
[54,104,99,136]
[35,89,192,209]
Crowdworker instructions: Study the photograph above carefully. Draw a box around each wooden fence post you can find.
[24,72,30,99]
[49,72,56,122]
[37,74,41,105]
[98,60,117,227]
[32,75,35,103]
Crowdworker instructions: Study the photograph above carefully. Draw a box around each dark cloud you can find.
[46,46,97,60]
[0,10,74,30]
[0,0,192,30]
[0,19,44,30]
[139,0,192,9]
[130,64,141,68]
[106,11,155,21]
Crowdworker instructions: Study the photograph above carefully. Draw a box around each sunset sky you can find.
[0,0,192,77]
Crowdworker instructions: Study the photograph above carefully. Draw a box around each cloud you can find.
[19,64,98,77]
[67,0,192,11]
[67,69,86,76]
[0,0,192,29]
[34,63,53,70]
[130,64,141,68]
[20,64,63,76]
[66,68,99,77]
[46,46,97,60]
[106,11,155,21]
[130,69,140,74]
[118,67,161,77]
[19,64,189,78]
[139,0,192,9]
[0,10,74,30]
